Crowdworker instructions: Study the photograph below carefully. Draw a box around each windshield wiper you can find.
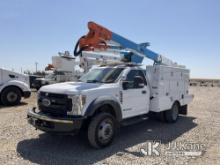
[100,80,114,83]
[86,80,101,83]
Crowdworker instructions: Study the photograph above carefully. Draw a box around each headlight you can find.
[67,95,86,115]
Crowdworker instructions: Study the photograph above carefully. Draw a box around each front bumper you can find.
[27,108,84,134]
[23,91,31,98]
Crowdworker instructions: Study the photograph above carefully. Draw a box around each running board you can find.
[121,114,149,126]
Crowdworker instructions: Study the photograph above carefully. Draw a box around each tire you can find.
[164,102,179,123]
[87,112,116,148]
[1,87,22,106]
[156,111,166,122]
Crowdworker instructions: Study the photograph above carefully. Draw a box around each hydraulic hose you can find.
[74,36,89,56]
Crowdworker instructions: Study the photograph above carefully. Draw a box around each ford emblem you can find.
[42,98,51,107]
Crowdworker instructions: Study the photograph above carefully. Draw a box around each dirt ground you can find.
[0,87,220,165]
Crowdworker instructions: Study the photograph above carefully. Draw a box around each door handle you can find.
[142,90,146,94]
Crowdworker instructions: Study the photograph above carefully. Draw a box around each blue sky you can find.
[0,0,219,78]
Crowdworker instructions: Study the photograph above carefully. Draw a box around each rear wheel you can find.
[87,113,116,148]
[1,87,21,106]
[164,102,179,123]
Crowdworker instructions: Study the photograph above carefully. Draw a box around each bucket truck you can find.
[32,51,83,90]
[27,22,193,148]
[33,50,123,90]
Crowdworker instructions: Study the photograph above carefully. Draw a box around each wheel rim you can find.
[7,92,18,102]
[172,104,179,120]
[97,118,113,143]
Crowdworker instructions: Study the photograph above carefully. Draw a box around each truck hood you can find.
[40,82,101,94]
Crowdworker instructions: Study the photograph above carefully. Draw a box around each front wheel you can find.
[1,87,21,106]
[87,113,116,148]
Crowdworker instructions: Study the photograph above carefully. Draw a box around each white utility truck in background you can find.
[27,22,193,148]
[33,51,82,90]
[33,50,122,90]
[0,68,31,106]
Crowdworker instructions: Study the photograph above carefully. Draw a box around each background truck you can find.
[33,52,82,90]
[27,22,193,148]
[0,68,31,106]
[33,50,123,90]
[29,75,43,88]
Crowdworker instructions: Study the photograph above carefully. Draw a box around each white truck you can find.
[33,52,82,90]
[0,68,31,106]
[27,63,193,148]
[27,22,193,148]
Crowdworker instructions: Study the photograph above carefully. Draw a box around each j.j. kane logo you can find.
[140,141,206,157]
[42,98,51,107]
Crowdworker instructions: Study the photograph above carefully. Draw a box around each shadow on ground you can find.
[17,116,197,165]
[0,102,28,109]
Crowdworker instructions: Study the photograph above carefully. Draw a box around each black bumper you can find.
[27,108,85,134]
[23,91,31,98]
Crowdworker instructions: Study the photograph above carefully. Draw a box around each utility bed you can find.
[146,64,193,112]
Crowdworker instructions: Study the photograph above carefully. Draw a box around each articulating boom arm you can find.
[74,22,176,66]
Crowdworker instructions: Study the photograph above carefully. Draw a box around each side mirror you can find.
[134,76,145,88]
[122,81,129,90]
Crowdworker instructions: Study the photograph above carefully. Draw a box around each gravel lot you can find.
[0,87,220,165]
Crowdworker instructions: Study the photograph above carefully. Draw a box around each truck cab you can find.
[0,68,31,106]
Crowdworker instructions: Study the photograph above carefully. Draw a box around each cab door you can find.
[121,70,150,119]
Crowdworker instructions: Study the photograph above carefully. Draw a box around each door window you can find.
[125,70,147,89]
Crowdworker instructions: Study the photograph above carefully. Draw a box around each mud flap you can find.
[179,105,188,115]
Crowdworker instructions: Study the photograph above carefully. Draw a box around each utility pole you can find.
[35,62,38,73]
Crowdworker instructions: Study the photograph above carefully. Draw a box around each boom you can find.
[74,22,178,66]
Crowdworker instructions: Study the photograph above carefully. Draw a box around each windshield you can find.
[79,67,124,83]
